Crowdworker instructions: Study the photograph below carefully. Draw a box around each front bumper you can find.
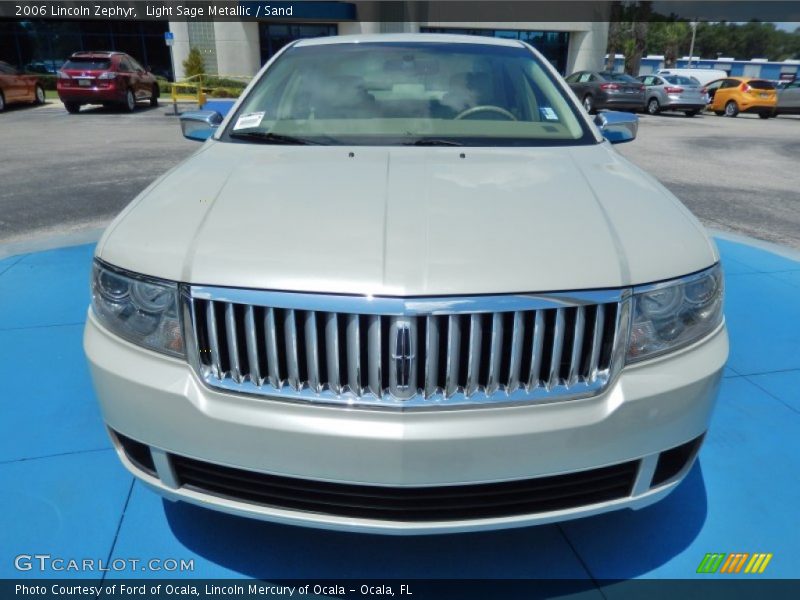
[85,311,727,534]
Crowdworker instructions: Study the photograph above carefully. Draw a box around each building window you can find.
[187,21,218,75]
[258,23,338,64]
[742,64,761,78]
[0,19,172,78]
[421,27,570,74]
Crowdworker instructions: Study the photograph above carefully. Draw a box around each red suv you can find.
[57,51,159,113]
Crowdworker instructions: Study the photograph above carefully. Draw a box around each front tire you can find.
[34,85,45,105]
[64,102,80,114]
[150,84,159,107]
[647,98,660,115]
[724,100,739,117]
[582,95,595,114]
[123,89,136,112]
[0,91,5,112]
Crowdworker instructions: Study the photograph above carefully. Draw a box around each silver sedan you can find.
[638,74,708,117]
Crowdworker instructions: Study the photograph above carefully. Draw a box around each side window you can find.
[118,58,131,72]
[588,73,599,82]
[128,57,144,72]
[0,63,16,75]
[565,73,580,83]
[720,79,737,89]
[578,73,592,83]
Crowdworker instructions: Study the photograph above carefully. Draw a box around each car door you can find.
[704,79,724,105]
[127,56,150,99]
[565,72,586,97]
[777,79,800,113]
[712,79,737,110]
[117,56,137,98]
[0,62,22,101]
[641,75,664,104]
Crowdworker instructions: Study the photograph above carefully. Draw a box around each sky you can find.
[773,22,800,32]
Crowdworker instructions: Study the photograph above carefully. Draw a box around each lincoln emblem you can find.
[391,321,415,390]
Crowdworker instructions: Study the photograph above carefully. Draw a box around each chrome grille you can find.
[183,287,629,409]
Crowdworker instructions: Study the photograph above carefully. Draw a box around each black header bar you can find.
[2,1,800,23]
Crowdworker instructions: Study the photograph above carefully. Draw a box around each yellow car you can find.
[707,76,777,118]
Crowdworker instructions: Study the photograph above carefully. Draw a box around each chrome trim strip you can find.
[225,303,242,383]
[465,314,483,397]
[528,310,545,390]
[244,305,261,385]
[325,313,341,395]
[346,314,362,397]
[206,300,222,379]
[305,310,320,392]
[191,286,625,315]
[588,304,604,383]
[423,315,439,399]
[568,306,585,387]
[486,312,504,395]
[507,311,524,393]
[444,314,461,398]
[264,307,281,389]
[367,315,382,398]
[284,309,300,391]
[548,308,565,390]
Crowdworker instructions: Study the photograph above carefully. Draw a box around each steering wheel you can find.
[454,105,518,121]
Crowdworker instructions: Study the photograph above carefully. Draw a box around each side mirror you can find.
[594,111,638,144]
[180,110,223,142]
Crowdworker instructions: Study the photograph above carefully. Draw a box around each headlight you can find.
[627,264,724,362]
[91,260,184,357]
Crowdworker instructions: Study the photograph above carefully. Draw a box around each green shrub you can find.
[209,87,241,99]
[183,47,205,78]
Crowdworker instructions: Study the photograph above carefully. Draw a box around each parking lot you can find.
[2,100,799,249]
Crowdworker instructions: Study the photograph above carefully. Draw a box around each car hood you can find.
[98,141,717,295]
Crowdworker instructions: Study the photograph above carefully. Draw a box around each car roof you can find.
[293,33,525,48]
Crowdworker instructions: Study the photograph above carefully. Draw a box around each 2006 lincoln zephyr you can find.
[84,34,727,534]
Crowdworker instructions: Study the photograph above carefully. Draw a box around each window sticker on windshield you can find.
[234,112,265,130]
[539,107,559,121]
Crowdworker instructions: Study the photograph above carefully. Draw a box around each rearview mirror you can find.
[594,111,638,144]
[180,110,223,142]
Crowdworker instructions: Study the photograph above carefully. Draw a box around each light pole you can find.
[688,21,698,67]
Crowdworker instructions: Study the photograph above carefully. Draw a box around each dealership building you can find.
[168,19,609,79]
[1,8,609,79]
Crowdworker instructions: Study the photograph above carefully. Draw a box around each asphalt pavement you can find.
[1,100,799,248]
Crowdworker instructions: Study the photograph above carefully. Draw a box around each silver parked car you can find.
[774,78,800,116]
[85,34,727,534]
[638,74,707,117]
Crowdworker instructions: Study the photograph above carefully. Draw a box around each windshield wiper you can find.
[229,130,321,145]
[404,138,464,146]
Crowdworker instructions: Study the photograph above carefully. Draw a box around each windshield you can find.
[601,72,638,83]
[64,58,111,70]
[224,42,593,146]
[665,75,699,86]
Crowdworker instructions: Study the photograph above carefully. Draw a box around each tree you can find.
[648,21,691,66]
[182,47,205,78]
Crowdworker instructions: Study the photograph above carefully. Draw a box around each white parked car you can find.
[85,34,727,534]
